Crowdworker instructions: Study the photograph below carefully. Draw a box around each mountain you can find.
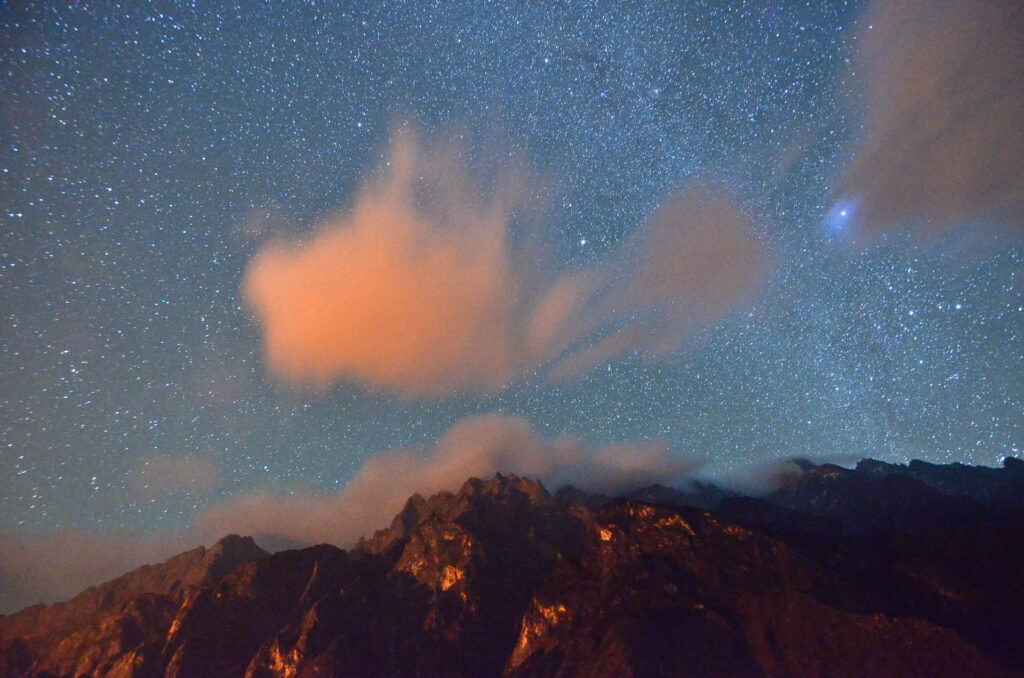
[2,459,1023,677]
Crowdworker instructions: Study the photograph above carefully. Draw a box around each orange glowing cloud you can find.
[243,127,771,397]
[243,131,524,397]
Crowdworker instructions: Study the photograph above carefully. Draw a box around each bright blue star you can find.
[825,197,860,235]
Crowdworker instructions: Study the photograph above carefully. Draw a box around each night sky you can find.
[2,1,1022,610]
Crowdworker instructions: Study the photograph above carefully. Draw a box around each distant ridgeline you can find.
[2,457,1023,677]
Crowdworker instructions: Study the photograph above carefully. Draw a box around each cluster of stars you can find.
[0,0,1020,542]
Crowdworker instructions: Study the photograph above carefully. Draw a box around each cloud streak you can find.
[243,128,770,398]
[837,0,1024,241]
[550,182,769,381]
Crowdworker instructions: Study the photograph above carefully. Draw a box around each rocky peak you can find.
[359,474,558,558]
[353,494,425,557]
[388,473,578,585]
[457,472,550,503]
[184,535,269,590]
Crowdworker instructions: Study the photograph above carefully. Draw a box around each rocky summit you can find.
[2,459,1023,677]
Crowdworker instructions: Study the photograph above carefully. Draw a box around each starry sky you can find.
[1,1,1022,609]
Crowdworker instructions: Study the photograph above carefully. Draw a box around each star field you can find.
[1,0,1021,548]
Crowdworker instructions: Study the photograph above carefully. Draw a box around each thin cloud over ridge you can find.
[0,415,697,613]
[197,413,698,547]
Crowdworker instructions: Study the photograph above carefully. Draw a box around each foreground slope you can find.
[1,459,1022,677]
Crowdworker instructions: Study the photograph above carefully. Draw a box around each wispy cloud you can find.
[837,0,1024,241]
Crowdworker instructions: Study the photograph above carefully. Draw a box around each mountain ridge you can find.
[1,458,1022,677]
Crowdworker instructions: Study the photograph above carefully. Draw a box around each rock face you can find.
[2,461,1023,677]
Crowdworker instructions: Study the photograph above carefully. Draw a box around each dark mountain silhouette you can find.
[2,458,1023,677]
